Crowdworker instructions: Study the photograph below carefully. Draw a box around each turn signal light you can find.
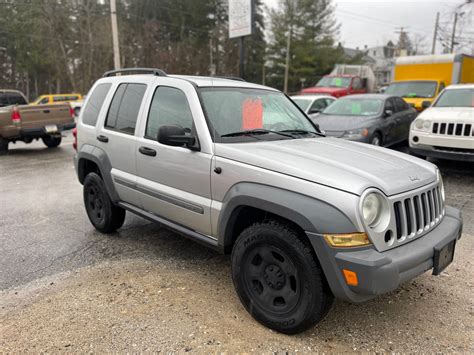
[342,269,358,286]
[323,233,370,248]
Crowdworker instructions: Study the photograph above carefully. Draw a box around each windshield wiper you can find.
[221,129,295,138]
[279,129,324,137]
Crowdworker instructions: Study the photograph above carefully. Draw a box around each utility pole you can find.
[283,26,292,94]
[432,12,439,54]
[110,0,121,70]
[450,12,458,53]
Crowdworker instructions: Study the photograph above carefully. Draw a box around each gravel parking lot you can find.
[1,134,473,352]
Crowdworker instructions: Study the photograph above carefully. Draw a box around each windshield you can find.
[316,77,351,88]
[199,88,317,142]
[291,98,312,111]
[385,81,437,98]
[322,98,383,116]
[434,88,473,108]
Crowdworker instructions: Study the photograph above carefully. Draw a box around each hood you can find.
[300,87,347,96]
[215,138,437,196]
[418,106,474,121]
[311,113,377,132]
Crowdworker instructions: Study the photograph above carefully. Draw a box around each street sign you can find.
[229,0,253,39]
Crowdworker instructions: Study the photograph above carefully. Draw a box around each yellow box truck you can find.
[385,53,474,111]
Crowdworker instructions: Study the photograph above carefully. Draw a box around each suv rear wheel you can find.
[42,135,62,148]
[83,172,126,233]
[231,221,334,334]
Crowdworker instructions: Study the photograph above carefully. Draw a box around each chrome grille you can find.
[392,184,444,243]
[432,122,473,137]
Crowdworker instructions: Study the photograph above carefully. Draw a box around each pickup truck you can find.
[0,90,75,154]
[301,65,376,98]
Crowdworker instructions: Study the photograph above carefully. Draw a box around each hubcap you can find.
[87,184,105,224]
[243,245,300,314]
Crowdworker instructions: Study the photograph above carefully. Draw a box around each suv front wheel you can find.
[83,172,126,233]
[231,221,334,334]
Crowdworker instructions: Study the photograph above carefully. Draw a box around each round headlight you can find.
[362,193,381,226]
[414,119,424,130]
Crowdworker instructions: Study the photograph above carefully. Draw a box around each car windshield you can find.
[385,81,437,98]
[434,88,474,108]
[322,98,383,116]
[291,98,312,111]
[199,88,318,142]
[316,77,351,88]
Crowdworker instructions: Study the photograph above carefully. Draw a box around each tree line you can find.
[0,0,352,99]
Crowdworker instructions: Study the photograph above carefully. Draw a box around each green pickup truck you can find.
[0,89,76,154]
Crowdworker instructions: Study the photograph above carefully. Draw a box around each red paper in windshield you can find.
[242,98,263,130]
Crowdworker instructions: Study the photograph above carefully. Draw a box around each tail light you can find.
[69,105,75,118]
[11,106,21,124]
[72,128,77,151]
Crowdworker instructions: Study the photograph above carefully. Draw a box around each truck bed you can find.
[0,103,75,140]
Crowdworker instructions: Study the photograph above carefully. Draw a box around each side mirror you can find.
[157,125,198,150]
[308,108,320,115]
[384,109,393,117]
[421,101,431,109]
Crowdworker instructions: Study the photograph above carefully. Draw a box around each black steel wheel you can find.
[83,173,125,233]
[231,221,334,334]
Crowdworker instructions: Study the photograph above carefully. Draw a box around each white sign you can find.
[229,0,253,39]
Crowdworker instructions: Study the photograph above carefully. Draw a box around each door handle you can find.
[96,135,109,143]
[139,146,157,157]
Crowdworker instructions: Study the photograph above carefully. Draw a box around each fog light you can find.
[343,269,358,286]
[323,233,370,248]
[413,136,419,143]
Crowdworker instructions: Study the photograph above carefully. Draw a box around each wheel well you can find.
[78,158,101,184]
[224,206,309,254]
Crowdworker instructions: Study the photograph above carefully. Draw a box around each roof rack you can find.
[103,68,167,78]
[215,76,246,82]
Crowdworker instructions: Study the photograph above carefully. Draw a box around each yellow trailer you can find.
[385,53,474,111]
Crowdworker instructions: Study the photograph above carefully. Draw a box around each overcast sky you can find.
[263,0,472,53]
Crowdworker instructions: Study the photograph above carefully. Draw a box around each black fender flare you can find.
[75,144,120,203]
[217,183,357,250]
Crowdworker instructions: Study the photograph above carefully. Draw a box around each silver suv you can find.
[74,68,463,334]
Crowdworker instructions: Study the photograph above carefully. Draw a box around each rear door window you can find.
[105,83,146,135]
[82,83,112,126]
[394,97,408,112]
[0,94,9,107]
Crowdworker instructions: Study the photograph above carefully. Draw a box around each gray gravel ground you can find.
[1,134,473,352]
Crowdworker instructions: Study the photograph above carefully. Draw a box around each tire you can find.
[83,172,126,233]
[0,138,8,155]
[371,132,382,146]
[231,221,334,334]
[42,135,62,148]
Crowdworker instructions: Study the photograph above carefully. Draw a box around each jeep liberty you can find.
[74,68,463,334]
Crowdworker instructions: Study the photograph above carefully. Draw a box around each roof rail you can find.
[215,76,246,82]
[103,68,167,78]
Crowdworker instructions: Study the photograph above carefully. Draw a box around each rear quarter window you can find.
[82,83,112,126]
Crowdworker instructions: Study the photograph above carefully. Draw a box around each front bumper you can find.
[307,206,463,302]
[410,145,474,162]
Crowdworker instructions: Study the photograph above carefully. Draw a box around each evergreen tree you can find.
[267,0,341,93]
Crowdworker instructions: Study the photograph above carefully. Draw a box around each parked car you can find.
[290,95,335,115]
[0,89,75,154]
[409,84,474,161]
[31,93,83,105]
[74,68,462,335]
[300,65,376,97]
[310,94,417,146]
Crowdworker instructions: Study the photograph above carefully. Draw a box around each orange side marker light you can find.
[343,269,358,286]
